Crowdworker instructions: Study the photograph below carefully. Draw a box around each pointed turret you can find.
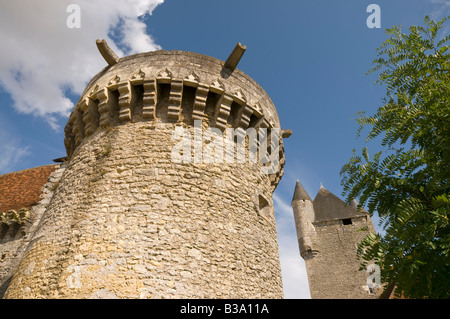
[292,179,311,204]
[291,180,316,258]
[293,183,379,299]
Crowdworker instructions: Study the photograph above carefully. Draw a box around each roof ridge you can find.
[0,164,57,178]
[313,185,368,222]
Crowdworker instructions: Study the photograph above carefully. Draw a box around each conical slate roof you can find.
[313,185,367,222]
[291,180,311,204]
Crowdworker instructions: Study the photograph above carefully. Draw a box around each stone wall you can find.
[304,215,377,299]
[3,48,287,299]
[4,122,283,299]
[0,164,65,298]
[62,50,286,189]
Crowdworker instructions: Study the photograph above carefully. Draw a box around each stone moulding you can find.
[64,51,287,187]
[184,71,200,87]
[131,69,145,84]
[167,79,183,121]
[191,84,209,121]
[2,46,289,299]
[0,209,30,226]
[142,79,156,119]
[118,81,132,122]
[67,75,277,142]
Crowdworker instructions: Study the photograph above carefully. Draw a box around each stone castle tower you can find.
[291,180,379,299]
[2,41,290,299]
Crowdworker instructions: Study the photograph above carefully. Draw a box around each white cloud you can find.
[274,193,311,299]
[278,236,311,299]
[0,130,30,175]
[428,0,450,20]
[0,0,164,130]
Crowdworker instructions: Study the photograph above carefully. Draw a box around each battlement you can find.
[3,43,287,299]
[65,46,288,186]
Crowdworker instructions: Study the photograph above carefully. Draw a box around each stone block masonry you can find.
[3,46,289,299]
[4,122,283,298]
[292,182,380,299]
[0,164,66,298]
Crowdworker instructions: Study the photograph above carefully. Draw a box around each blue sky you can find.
[0,0,449,298]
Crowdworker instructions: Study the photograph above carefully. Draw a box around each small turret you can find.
[292,179,311,202]
[292,182,379,298]
[291,180,316,258]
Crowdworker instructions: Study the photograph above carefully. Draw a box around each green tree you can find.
[340,16,450,299]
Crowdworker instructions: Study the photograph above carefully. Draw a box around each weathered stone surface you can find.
[2,47,288,299]
[96,39,119,66]
[0,164,66,298]
[4,123,283,299]
[223,43,247,72]
[292,183,380,299]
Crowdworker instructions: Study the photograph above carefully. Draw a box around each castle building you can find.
[0,42,290,299]
[0,41,381,299]
[291,180,380,299]
[0,164,61,297]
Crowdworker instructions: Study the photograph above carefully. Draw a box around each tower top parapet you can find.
[64,41,289,186]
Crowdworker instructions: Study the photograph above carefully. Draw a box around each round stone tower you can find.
[4,42,289,299]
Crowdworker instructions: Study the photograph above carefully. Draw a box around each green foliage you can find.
[340,16,450,299]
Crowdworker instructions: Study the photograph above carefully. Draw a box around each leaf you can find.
[340,15,450,299]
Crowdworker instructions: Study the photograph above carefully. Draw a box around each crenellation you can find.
[69,73,282,159]
[107,75,121,90]
[156,68,173,84]
[79,97,99,137]
[209,79,225,94]
[142,79,157,120]
[72,109,85,148]
[232,88,247,105]
[167,79,183,121]
[191,84,209,122]
[64,122,75,158]
[237,104,253,129]
[64,59,286,160]
[118,81,132,122]
[130,69,145,85]
[60,47,288,183]
[97,87,112,128]
[184,71,200,87]
[213,93,233,131]
[2,45,290,299]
